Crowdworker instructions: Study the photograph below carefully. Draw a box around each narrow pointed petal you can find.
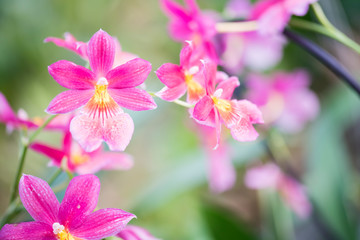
[193,95,214,121]
[19,175,60,225]
[156,63,184,88]
[71,208,136,240]
[88,30,115,76]
[216,77,240,100]
[179,41,193,67]
[75,152,133,175]
[58,175,100,230]
[230,117,259,142]
[155,84,187,102]
[30,142,65,167]
[107,58,152,88]
[0,222,55,240]
[103,113,134,151]
[160,0,189,20]
[48,60,96,89]
[108,88,157,111]
[0,92,16,123]
[46,90,94,114]
[117,225,160,240]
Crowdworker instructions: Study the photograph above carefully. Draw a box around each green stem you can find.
[9,115,58,203]
[148,91,194,108]
[48,168,63,186]
[298,3,360,55]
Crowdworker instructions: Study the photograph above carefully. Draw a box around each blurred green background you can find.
[0,0,360,239]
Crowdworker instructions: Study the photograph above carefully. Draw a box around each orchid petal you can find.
[179,41,193,67]
[230,117,259,142]
[235,100,264,124]
[156,63,184,88]
[88,30,115,76]
[46,90,94,114]
[0,92,16,123]
[48,60,96,89]
[0,222,55,240]
[117,225,160,240]
[19,175,60,225]
[193,95,214,121]
[30,143,65,167]
[244,163,282,189]
[216,76,240,100]
[58,175,100,230]
[107,58,152,88]
[155,84,187,102]
[108,88,157,111]
[71,208,136,240]
[103,113,134,151]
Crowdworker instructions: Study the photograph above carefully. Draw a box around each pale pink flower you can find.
[30,129,133,175]
[117,225,160,240]
[246,70,319,133]
[224,0,252,19]
[156,42,206,103]
[191,61,263,146]
[45,33,137,67]
[0,174,135,240]
[46,29,156,152]
[160,0,218,61]
[245,163,312,218]
[251,0,317,35]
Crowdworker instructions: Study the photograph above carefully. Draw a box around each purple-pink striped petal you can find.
[0,92,16,123]
[156,63,184,88]
[108,88,157,111]
[48,60,96,89]
[0,222,55,240]
[155,84,187,102]
[58,174,100,230]
[107,58,152,88]
[117,225,160,240]
[230,117,259,142]
[71,208,136,240]
[19,175,60,225]
[46,89,94,114]
[30,143,65,167]
[87,30,115,76]
[193,95,214,121]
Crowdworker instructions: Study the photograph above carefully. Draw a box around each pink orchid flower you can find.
[156,42,206,103]
[191,61,263,146]
[0,174,135,240]
[196,124,236,193]
[160,0,218,61]
[30,129,133,175]
[46,29,156,152]
[117,225,160,240]
[251,0,317,35]
[45,33,137,67]
[0,92,70,133]
[246,70,319,133]
[245,163,312,218]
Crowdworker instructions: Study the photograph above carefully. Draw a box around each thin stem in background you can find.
[9,115,58,203]
[283,29,360,97]
[215,21,258,33]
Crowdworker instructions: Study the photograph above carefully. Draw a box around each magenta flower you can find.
[46,29,156,152]
[245,163,312,218]
[156,42,206,103]
[191,61,263,146]
[246,70,319,133]
[117,225,160,240]
[251,0,317,35]
[30,129,133,175]
[0,174,135,240]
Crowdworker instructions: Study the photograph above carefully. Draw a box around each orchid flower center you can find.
[212,89,232,113]
[185,68,204,100]
[83,77,120,122]
[53,223,75,240]
[71,154,90,166]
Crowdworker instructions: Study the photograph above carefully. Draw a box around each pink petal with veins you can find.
[216,76,240,100]
[156,84,187,102]
[108,88,157,111]
[0,222,55,240]
[117,225,160,240]
[193,95,214,121]
[30,143,65,167]
[87,29,115,76]
[48,60,96,89]
[156,63,184,88]
[46,90,94,114]
[58,175,100,230]
[71,208,135,240]
[230,117,259,142]
[19,175,60,225]
[107,58,152,89]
